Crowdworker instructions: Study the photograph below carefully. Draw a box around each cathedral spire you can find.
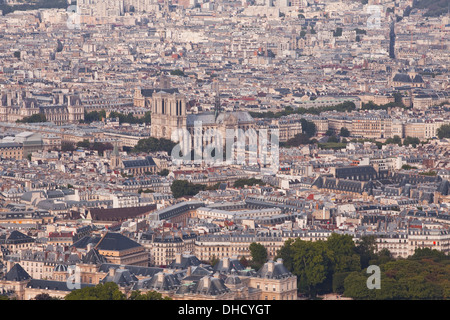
[214,81,220,120]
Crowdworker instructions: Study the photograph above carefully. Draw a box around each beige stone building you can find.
[248,259,298,300]
[0,142,23,160]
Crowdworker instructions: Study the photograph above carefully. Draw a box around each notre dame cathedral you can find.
[135,77,256,144]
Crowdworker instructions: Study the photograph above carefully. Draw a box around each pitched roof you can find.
[122,156,156,168]
[101,268,138,286]
[26,279,94,291]
[98,263,163,278]
[95,232,142,252]
[72,235,102,249]
[81,248,107,265]
[133,272,181,291]
[180,276,230,296]
[87,204,156,221]
[168,254,202,269]
[4,263,31,281]
[5,231,34,244]
[255,260,292,279]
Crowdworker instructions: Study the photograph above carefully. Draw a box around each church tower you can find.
[150,77,187,141]
[110,142,122,170]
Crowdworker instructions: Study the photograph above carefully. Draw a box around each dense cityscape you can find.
[0,0,449,302]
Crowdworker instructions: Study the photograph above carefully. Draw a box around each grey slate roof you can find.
[177,275,230,296]
[254,260,292,279]
[168,254,202,269]
[95,232,142,251]
[71,235,102,249]
[133,272,181,291]
[212,257,245,274]
[98,263,163,278]
[81,248,107,265]
[122,156,156,168]
[25,279,95,291]
[4,263,31,281]
[100,268,138,286]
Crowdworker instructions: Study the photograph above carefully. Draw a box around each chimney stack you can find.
[6,260,15,273]
[223,257,230,269]
[175,252,182,264]
[267,260,274,273]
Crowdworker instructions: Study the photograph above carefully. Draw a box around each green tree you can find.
[437,124,450,139]
[343,271,376,299]
[170,180,206,198]
[403,136,420,147]
[61,141,76,152]
[91,142,113,156]
[34,293,60,300]
[17,113,47,123]
[409,247,447,262]
[283,133,310,147]
[128,290,170,300]
[210,255,220,267]
[300,118,317,137]
[276,239,295,272]
[249,242,268,270]
[385,135,402,146]
[76,139,91,149]
[354,235,378,269]
[170,69,185,76]
[288,239,334,297]
[133,137,176,154]
[143,111,151,124]
[65,282,126,300]
[326,233,360,273]
[239,256,250,268]
[233,178,264,188]
[340,127,350,137]
[157,169,170,176]
[327,135,339,143]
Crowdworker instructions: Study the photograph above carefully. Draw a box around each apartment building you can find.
[0,143,23,160]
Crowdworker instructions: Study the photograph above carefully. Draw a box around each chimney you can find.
[6,260,15,272]
[157,272,165,283]
[223,257,229,269]
[109,267,116,277]
[175,252,182,264]
[203,276,211,289]
[276,258,283,264]
[186,266,192,276]
[86,243,93,252]
[267,261,274,273]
